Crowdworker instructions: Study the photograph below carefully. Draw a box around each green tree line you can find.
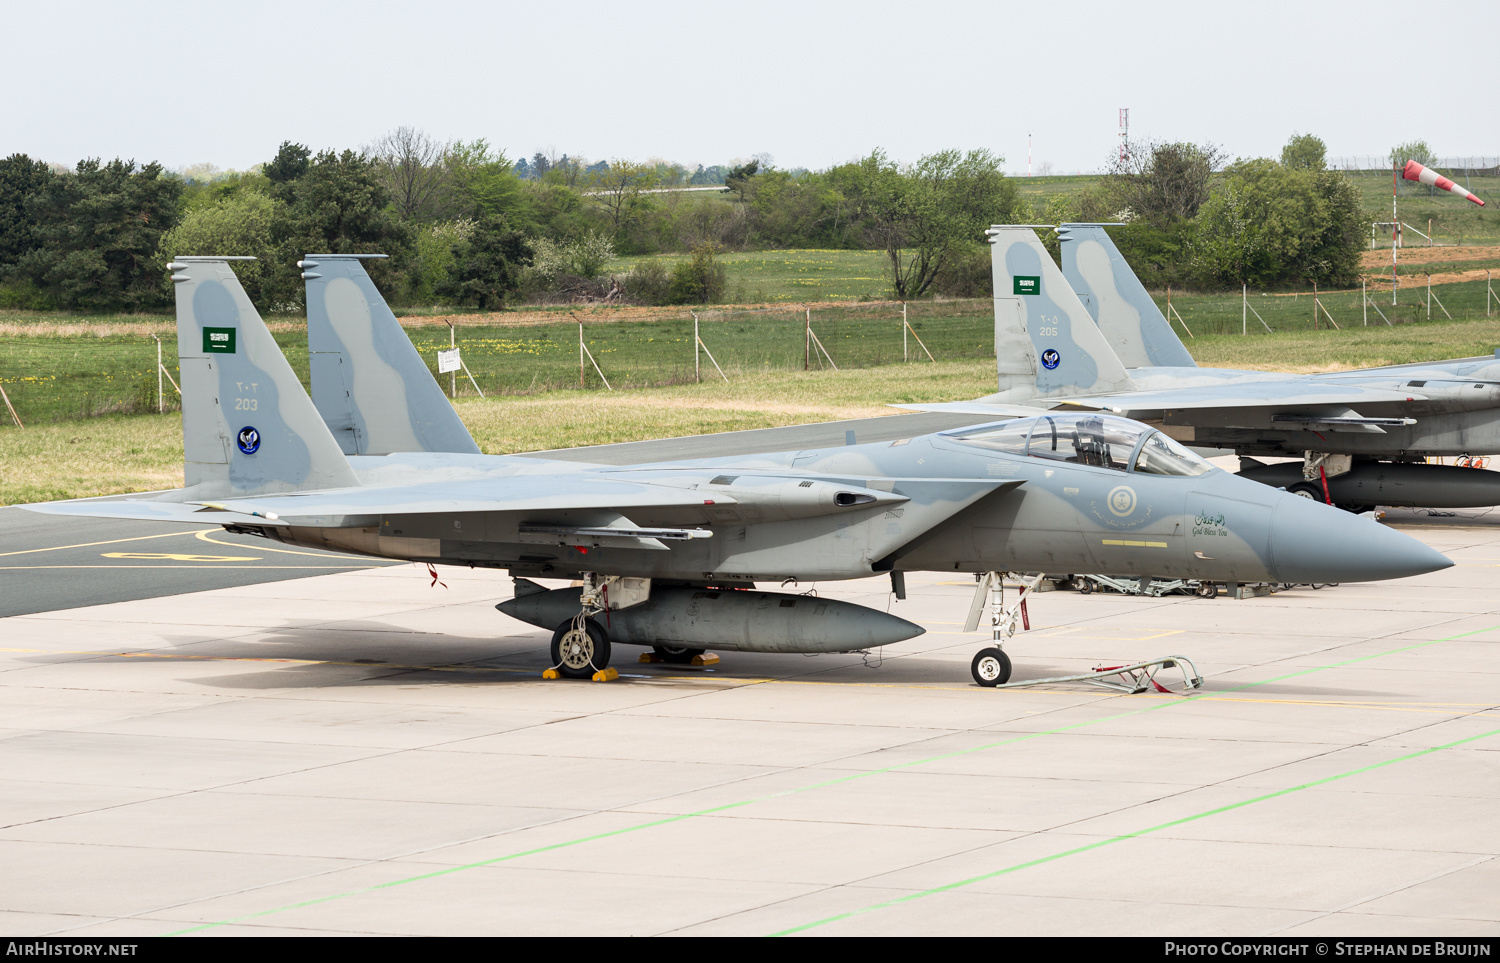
[0,128,1374,313]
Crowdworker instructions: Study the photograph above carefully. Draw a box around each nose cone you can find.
[1269,496,1453,583]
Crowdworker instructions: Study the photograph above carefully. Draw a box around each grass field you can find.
[606,248,893,302]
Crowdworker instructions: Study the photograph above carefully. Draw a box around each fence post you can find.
[579,321,585,387]
[902,301,908,362]
[693,312,700,383]
[1242,283,1246,336]
[154,335,163,413]
[1363,279,1367,327]
[1313,282,1318,330]
[446,321,457,398]
[1489,270,1493,317]
[804,307,810,371]
[0,384,21,429]
[1427,274,1431,320]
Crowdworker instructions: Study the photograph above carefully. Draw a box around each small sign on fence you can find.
[437,348,461,374]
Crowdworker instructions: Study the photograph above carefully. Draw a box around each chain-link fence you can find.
[0,300,995,426]
[5,281,1499,428]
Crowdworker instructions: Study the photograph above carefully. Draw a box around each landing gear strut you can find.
[966,571,1043,687]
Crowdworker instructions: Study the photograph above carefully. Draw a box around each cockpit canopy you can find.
[943,414,1214,476]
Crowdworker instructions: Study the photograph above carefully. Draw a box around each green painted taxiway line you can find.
[767,726,1500,936]
[164,623,1499,936]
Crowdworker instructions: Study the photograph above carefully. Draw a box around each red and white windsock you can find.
[1403,160,1485,206]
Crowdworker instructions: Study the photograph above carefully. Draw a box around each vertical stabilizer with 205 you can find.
[304,254,481,456]
[987,225,1136,402]
[170,257,359,500]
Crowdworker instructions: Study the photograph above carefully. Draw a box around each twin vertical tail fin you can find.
[170,258,359,500]
[1058,223,1196,369]
[303,255,481,456]
[987,226,1136,402]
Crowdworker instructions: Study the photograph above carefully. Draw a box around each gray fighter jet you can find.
[20,257,1451,686]
[903,224,1500,511]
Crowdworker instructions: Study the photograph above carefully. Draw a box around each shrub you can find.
[666,243,727,304]
[625,259,672,305]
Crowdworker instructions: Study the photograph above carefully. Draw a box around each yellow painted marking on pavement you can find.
[193,529,345,558]
[1101,539,1169,548]
[101,552,260,562]
[0,529,214,558]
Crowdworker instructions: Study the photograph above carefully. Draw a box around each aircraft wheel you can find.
[971,647,1012,687]
[1077,578,1094,595]
[1194,581,1217,599]
[1287,482,1323,501]
[652,644,704,665]
[551,619,611,679]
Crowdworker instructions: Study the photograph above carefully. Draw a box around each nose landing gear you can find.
[967,572,1042,687]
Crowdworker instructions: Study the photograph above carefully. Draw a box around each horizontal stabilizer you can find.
[156,474,728,522]
[1060,381,1427,414]
[887,401,1049,416]
[18,496,290,527]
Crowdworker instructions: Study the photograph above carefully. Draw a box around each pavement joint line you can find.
[766,725,1500,937]
[161,621,1500,937]
[1265,853,1497,936]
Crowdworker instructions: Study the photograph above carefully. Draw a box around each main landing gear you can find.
[542,574,619,682]
[549,617,611,680]
[540,574,718,681]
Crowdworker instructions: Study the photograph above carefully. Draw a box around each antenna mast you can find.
[1118,108,1130,163]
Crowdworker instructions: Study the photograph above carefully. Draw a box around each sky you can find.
[3,0,1495,177]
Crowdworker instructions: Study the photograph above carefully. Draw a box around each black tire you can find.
[1194,581,1217,599]
[652,644,705,665]
[550,618,611,679]
[971,647,1012,687]
[1287,482,1324,503]
[1077,578,1093,595]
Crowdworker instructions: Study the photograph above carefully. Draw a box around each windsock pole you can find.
[1391,163,1398,305]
